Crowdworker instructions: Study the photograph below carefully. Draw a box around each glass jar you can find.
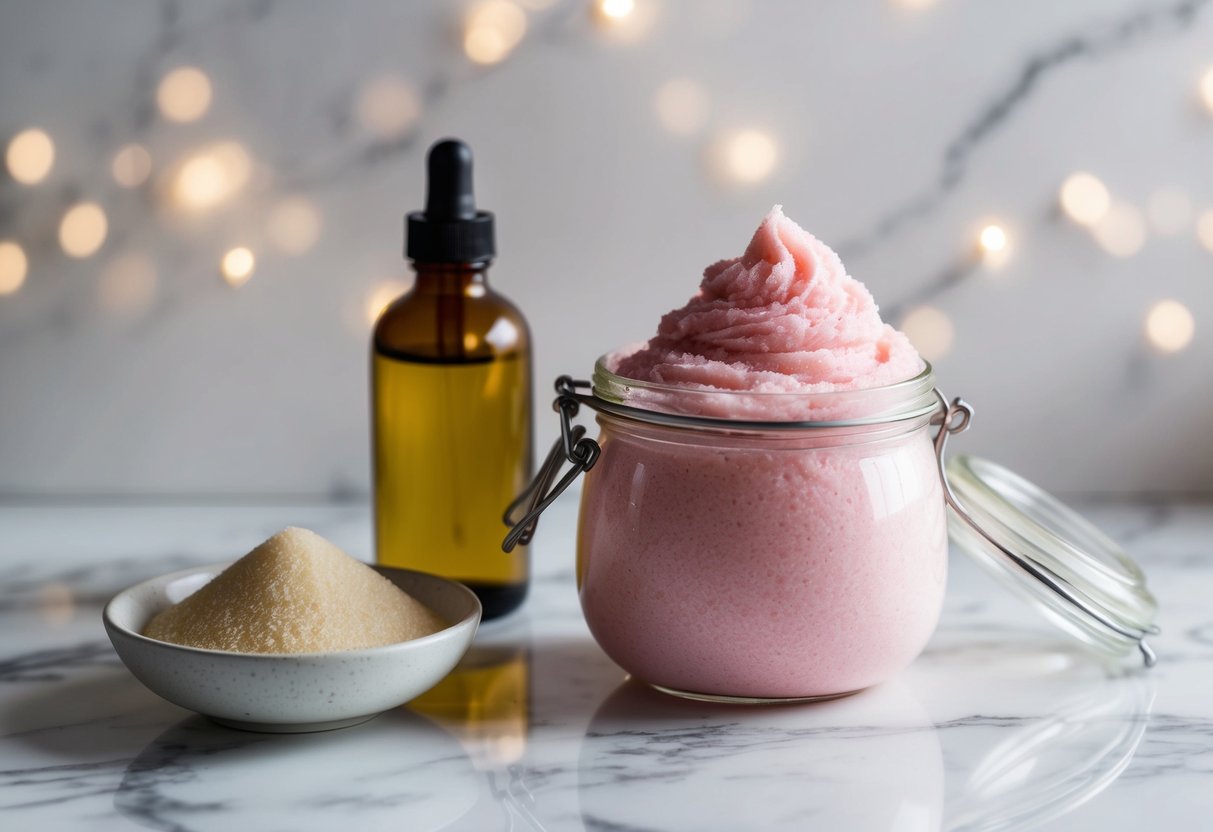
[579,361,944,701]
[506,357,1159,704]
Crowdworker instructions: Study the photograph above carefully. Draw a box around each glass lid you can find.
[934,396,1160,667]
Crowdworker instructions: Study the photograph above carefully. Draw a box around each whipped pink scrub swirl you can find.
[611,206,923,419]
[577,207,945,700]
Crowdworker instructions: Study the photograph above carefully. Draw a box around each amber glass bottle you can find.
[372,139,532,619]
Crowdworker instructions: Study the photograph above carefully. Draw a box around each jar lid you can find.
[936,397,1160,666]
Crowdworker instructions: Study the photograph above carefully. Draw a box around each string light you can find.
[464,1,527,65]
[112,144,152,188]
[1091,200,1146,258]
[596,0,635,20]
[366,281,407,325]
[355,75,422,140]
[1058,172,1109,226]
[653,78,710,137]
[978,224,1008,253]
[1145,188,1192,236]
[1196,210,1213,253]
[0,241,28,295]
[99,252,157,317]
[591,0,654,39]
[899,305,954,362]
[719,129,778,184]
[172,141,252,211]
[5,128,55,185]
[221,247,256,286]
[157,66,213,123]
[974,222,1013,269]
[266,197,322,255]
[1144,299,1195,353]
[59,202,108,259]
[1200,66,1213,113]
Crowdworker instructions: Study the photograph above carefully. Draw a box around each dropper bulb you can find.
[406,137,495,263]
[425,139,476,220]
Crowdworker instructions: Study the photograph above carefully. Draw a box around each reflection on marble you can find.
[580,678,944,831]
[1,499,1212,830]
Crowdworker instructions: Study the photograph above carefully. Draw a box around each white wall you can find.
[1,0,1210,497]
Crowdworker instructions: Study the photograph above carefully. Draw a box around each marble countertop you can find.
[1,497,1210,831]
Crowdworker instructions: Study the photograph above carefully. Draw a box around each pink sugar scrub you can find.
[610,205,924,420]
[577,206,945,700]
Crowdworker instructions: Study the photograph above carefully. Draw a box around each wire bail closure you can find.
[502,376,600,552]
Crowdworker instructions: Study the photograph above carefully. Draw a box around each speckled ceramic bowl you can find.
[103,562,481,733]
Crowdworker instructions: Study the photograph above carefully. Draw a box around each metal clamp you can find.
[502,376,601,552]
[931,388,1158,668]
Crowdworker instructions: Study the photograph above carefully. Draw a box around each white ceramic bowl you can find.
[104,562,481,733]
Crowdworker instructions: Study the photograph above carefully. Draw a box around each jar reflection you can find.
[578,678,945,831]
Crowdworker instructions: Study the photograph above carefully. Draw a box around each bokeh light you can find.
[99,252,158,317]
[719,129,778,184]
[1200,66,1213,113]
[1092,200,1146,258]
[356,75,422,140]
[59,202,108,259]
[266,197,322,255]
[112,143,153,188]
[221,247,256,287]
[157,66,213,123]
[5,128,55,185]
[366,281,408,325]
[899,305,954,362]
[172,141,252,211]
[1058,172,1109,226]
[0,241,28,295]
[977,222,1012,268]
[978,224,1008,253]
[1196,209,1213,253]
[653,78,710,137]
[596,0,635,20]
[1144,299,1195,354]
[464,1,527,65]
[1145,188,1192,236]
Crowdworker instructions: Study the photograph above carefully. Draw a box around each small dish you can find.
[103,562,481,733]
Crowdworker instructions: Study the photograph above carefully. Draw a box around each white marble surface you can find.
[2,0,1212,497]
[1,496,1211,831]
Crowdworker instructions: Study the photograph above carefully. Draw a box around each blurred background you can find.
[0,0,1209,499]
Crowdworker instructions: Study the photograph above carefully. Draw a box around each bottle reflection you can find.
[409,622,531,771]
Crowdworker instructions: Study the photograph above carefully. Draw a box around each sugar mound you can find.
[143,527,447,653]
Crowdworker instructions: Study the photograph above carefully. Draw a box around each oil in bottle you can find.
[372,139,532,619]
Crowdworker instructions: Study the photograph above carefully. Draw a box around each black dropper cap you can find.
[406,138,495,264]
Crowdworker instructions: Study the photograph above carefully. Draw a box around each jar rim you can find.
[590,353,940,429]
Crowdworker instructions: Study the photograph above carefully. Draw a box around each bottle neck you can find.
[411,261,490,296]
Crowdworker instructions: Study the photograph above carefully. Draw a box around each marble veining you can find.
[3,1,1212,497]
[1,498,1211,830]
[848,0,1211,249]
